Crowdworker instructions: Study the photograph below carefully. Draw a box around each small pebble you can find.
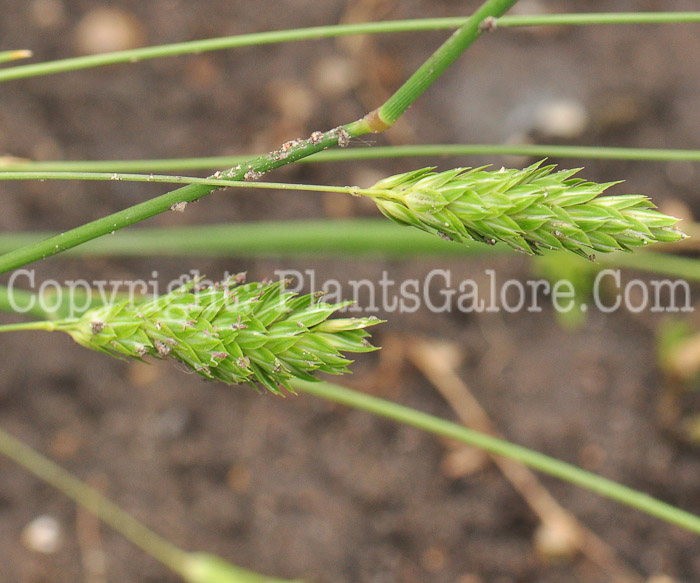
[74,8,145,55]
[267,79,315,128]
[154,406,192,439]
[534,517,579,560]
[533,99,589,139]
[226,464,251,494]
[420,545,447,572]
[22,515,62,554]
[311,55,359,97]
[647,576,679,583]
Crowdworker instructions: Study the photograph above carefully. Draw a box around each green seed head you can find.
[57,275,382,394]
[366,161,687,258]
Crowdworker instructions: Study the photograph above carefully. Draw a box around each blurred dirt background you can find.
[1,0,700,582]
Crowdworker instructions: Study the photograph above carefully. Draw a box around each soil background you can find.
[1,1,700,582]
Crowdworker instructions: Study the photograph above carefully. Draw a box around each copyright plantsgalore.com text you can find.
[4,268,694,317]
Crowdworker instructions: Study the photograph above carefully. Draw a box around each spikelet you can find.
[366,161,686,258]
[55,275,382,394]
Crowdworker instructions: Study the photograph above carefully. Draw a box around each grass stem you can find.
[0,321,57,333]
[293,379,700,535]
[1,13,699,81]
[5,143,700,174]
[0,426,190,575]
[0,425,290,582]
[1,220,696,280]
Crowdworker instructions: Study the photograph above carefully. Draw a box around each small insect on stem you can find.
[90,321,105,334]
[335,127,351,148]
[479,16,498,33]
[244,168,264,181]
[170,201,188,212]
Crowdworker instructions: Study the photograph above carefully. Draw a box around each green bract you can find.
[366,161,686,258]
[55,275,381,394]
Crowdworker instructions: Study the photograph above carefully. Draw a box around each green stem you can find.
[0,425,190,575]
[0,20,473,82]
[0,321,56,333]
[1,220,696,280]
[2,13,699,81]
[0,155,252,173]
[598,250,700,281]
[0,285,63,320]
[0,171,403,206]
[5,143,700,174]
[0,219,489,257]
[311,143,700,164]
[293,379,700,535]
[0,425,286,583]
[496,12,700,27]
[0,50,33,64]
[0,170,362,196]
[374,0,519,129]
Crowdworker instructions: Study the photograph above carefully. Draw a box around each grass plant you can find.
[1,2,700,581]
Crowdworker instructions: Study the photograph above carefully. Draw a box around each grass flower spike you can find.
[365,161,686,258]
[54,275,381,394]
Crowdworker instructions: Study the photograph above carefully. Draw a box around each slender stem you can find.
[0,20,472,82]
[496,12,700,27]
[0,50,33,64]
[374,0,519,129]
[1,220,696,281]
[0,425,283,583]
[0,321,56,333]
[0,285,65,320]
[0,170,362,196]
[0,219,492,257]
[597,249,700,281]
[5,143,700,174]
[310,143,700,164]
[0,425,190,575]
[1,13,699,82]
[293,379,700,535]
[0,171,402,206]
[0,155,251,173]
